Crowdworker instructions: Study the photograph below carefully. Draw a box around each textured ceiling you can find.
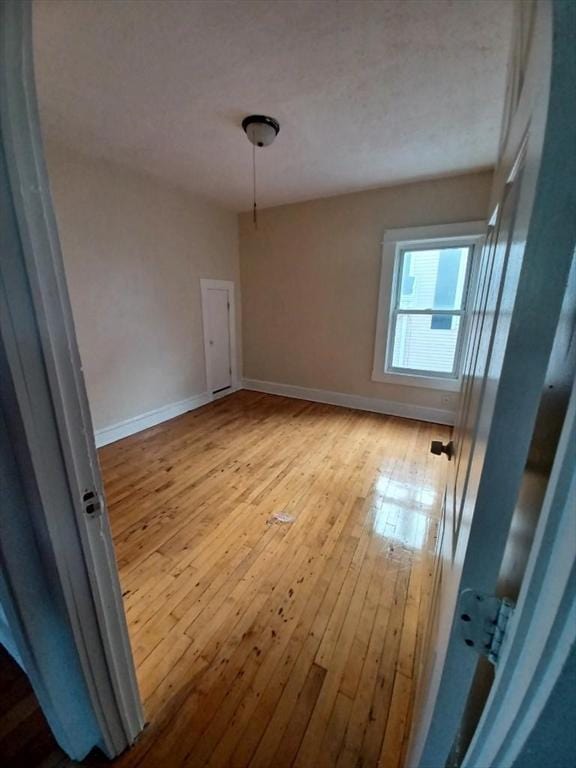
[33,0,513,212]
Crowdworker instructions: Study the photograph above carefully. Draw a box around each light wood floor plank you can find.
[97,391,449,768]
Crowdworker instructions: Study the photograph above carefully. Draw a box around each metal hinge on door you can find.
[458,589,515,665]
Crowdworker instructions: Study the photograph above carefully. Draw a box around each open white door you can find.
[0,1,143,759]
[408,2,576,765]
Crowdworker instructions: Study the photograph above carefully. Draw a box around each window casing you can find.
[372,223,485,391]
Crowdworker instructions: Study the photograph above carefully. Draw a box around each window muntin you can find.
[387,245,472,379]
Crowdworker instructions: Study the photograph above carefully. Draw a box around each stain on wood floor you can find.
[96,391,448,767]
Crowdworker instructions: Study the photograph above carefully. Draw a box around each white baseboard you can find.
[242,378,455,426]
[94,379,453,447]
[94,392,212,447]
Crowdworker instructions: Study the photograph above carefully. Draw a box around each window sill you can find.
[372,370,462,392]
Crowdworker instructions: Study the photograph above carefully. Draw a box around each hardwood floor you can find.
[99,391,449,768]
[0,646,69,768]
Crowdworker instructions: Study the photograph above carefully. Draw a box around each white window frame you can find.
[372,221,486,392]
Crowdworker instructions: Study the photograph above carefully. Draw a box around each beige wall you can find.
[46,142,240,431]
[239,171,493,416]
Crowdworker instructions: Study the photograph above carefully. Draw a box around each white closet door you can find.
[206,287,231,393]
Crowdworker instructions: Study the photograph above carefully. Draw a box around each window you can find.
[390,246,470,377]
[373,223,485,391]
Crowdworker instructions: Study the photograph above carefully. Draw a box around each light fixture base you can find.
[242,114,280,148]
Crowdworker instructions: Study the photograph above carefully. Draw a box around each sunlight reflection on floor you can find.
[372,476,439,550]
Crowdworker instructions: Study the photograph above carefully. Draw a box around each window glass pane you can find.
[392,314,461,374]
[398,247,470,310]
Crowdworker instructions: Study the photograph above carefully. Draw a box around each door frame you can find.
[462,375,576,766]
[408,0,576,764]
[0,0,143,758]
[200,278,238,398]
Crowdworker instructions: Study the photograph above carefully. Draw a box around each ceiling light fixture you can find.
[242,114,280,228]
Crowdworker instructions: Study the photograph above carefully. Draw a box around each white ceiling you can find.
[33,0,513,212]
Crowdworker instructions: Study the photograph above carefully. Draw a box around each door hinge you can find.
[458,589,515,665]
[82,488,102,518]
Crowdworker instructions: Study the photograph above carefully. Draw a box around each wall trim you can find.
[94,392,212,447]
[242,378,454,425]
[95,377,453,448]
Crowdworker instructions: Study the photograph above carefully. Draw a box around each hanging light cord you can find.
[252,143,258,229]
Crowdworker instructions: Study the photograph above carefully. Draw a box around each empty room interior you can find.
[1,1,575,768]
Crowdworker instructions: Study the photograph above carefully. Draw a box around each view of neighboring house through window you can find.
[388,246,471,378]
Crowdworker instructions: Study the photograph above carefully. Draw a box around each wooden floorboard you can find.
[96,390,449,768]
[0,391,448,767]
[0,646,71,768]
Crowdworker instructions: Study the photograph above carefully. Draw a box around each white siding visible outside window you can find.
[372,223,485,391]
[390,247,470,376]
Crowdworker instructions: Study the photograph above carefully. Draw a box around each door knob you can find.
[430,440,454,460]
